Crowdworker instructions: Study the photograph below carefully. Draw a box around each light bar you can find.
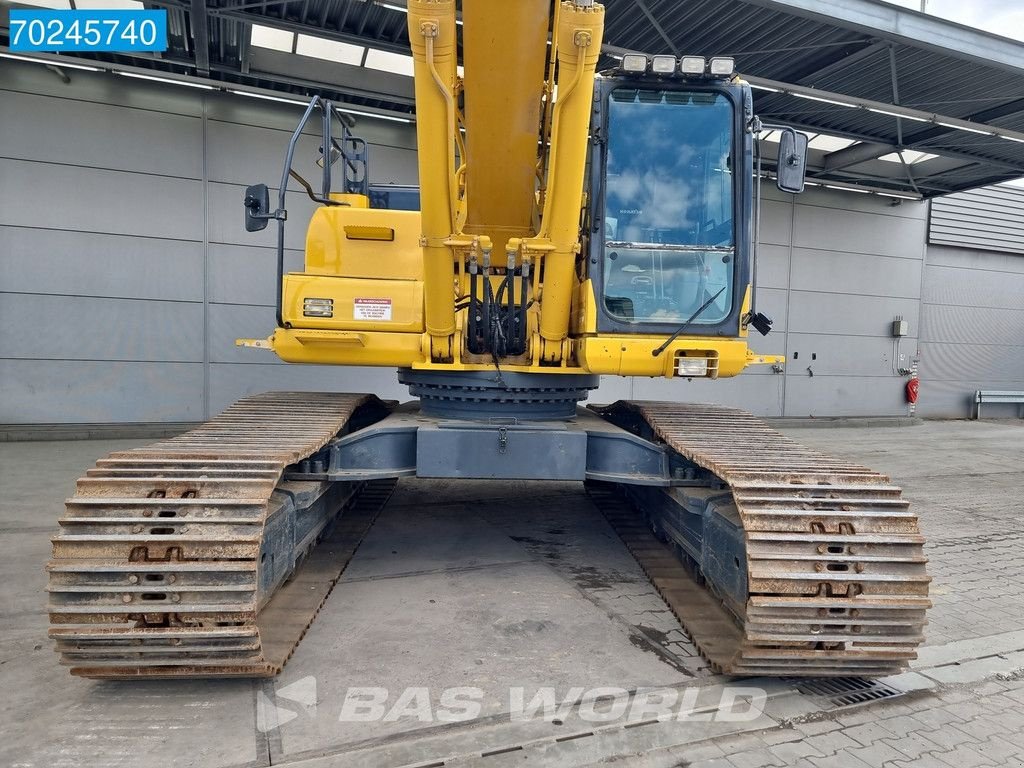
[936,121,993,136]
[675,357,709,377]
[621,54,648,74]
[0,52,100,72]
[709,57,735,76]
[793,92,858,108]
[229,89,308,106]
[679,56,705,75]
[119,71,213,90]
[651,55,676,75]
[336,107,414,124]
[866,107,929,123]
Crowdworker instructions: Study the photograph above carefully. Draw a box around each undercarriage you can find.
[47,374,929,679]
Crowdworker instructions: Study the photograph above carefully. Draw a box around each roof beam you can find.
[247,47,414,106]
[745,74,1024,146]
[823,141,895,171]
[189,0,210,76]
[737,0,1024,76]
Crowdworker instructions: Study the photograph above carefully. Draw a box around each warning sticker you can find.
[353,297,393,321]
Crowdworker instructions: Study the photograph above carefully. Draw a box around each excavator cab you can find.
[590,72,749,338]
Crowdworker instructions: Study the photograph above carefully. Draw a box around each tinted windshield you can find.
[602,89,735,325]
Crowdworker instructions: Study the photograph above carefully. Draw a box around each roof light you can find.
[0,52,100,71]
[651,55,676,75]
[709,57,734,76]
[935,121,993,136]
[118,72,213,90]
[793,92,858,108]
[336,107,414,124]
[866,107,929,123]
[229,89,308,106]
[679,56,705,75]
[621,54,648,74]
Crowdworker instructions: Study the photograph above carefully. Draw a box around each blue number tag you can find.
[9,9,168,53]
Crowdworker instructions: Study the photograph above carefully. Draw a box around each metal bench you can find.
[974,390,1024,419]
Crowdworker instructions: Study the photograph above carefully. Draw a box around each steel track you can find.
[591,401,931,677]
[47,392,394,679]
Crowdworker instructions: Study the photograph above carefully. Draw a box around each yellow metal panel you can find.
[577,336,754,377]
[271,328,423,366]
[282,274,424,333]
[408,0,459,359]
[304,207,423,281]
[535,1,604,361]
[461,0,549,255]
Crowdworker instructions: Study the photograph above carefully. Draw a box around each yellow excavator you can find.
[47,0,930,679]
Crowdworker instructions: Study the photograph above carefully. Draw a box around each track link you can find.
[592,401,931,677]
[47,392,393,679]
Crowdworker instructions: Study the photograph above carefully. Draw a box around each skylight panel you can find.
[251,24,295,53]
[296,34,364,65]
[807,133,856,152]
[14,0,72,8]
[878,150,940,165]
[364,48,415,77]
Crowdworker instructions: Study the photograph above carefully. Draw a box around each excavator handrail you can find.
[271,95,369,327]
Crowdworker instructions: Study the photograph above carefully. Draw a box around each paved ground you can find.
[1,419,1022,767]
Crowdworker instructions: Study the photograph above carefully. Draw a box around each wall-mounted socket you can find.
[892,316,909,337]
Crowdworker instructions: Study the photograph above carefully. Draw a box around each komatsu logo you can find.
[618,208,643,215]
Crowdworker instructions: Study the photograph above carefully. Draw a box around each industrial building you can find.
[2,0,1024,766]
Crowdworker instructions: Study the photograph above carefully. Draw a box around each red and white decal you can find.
[353,297,393,321]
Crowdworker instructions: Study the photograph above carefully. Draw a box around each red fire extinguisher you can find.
[905,377,919,404]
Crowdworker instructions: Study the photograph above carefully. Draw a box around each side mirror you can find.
[776,128,808,194]
[243,183,271,232]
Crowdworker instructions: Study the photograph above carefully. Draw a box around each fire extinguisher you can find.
[905,377,920,405]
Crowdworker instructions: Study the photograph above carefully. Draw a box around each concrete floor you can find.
[2,420,1023,767]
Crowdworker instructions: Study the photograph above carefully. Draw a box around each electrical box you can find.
[892,318,909,337]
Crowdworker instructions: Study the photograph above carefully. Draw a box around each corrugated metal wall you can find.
[4,60,998,424]
[918,186,1024,417]
[930,185,1024,255]
[918,245,1024,417]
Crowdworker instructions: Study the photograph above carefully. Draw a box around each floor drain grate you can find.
[789,676,902,708]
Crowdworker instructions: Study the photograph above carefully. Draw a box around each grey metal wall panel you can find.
[784,375,907,417]
[0,159,203,240]
[786,291,920,337]
[919,342,1024,385]
[919,243,1024,417]
[206,181,318,250]
[1,361,205,423]
[0,227,205,302]
[755,244,790,291]
[922,263,1024,310]
[208,362,409,415]
[208,303,280,363]
[0,293,203,363]
[758,199,793,247]
[0,90,203,178]
[784,333,911,377]
[930,186,1024,255]
[789,248,923,298]
[921,304,1024,347]
[207,244,303,306]
[634,374,785,418]
[793,204,926,260]
[4,64,204,117]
